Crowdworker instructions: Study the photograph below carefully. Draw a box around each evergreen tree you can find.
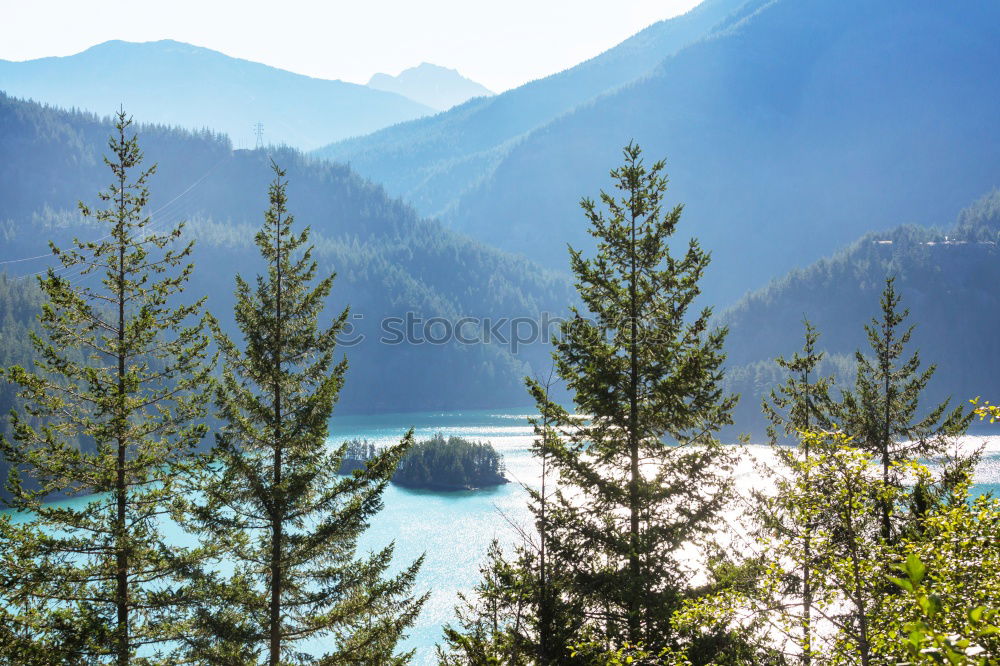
[438,540,535,665]
[681,324,834,663]
[523,373,583,664]
[758,320,833,664]
[0,110,212,664]
[437,374,583,665]
[187,163,425,665]
[837,278,970,543]
[762,320,833,444]
[530,143,737,651]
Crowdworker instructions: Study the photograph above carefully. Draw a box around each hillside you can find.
[318,0,1000,310]
[0,93,574,416]
[446,0,1000,306]
[720,189,1000,437]
[368,63,492,111]
[313,0,754,218]
[0,40,434,150]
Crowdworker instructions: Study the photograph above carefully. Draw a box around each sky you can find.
[1,0,703,93]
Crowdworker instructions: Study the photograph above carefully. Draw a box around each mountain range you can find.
[315,0,1000,308]
[3,1,1000,436]
[313,0,745,220]
[0,40,436,151]
[0,93,574,416]
[720,188,1000,437]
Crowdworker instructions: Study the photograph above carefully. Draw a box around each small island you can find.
[340,433,508,491]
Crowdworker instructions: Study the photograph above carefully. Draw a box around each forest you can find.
[0,92,574,415]
[340,434,508,490]
[720,189,1000,437]
[0,113,997,666]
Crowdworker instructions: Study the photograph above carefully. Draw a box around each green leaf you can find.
[906,553,927,585]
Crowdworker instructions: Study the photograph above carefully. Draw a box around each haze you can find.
[1,0,702,93]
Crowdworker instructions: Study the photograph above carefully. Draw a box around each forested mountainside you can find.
[320,0,1000,310]
[0,275,47,437]
[313,0,751,218]
[446,0,1000,306]
[0,40,433,150]
[0,93,575,417]
[721,189,1000,437]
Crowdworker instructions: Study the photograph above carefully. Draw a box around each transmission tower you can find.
[253,122,264,149]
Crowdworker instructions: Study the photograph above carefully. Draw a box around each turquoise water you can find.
[5,409,541,664]
[7,410,1000,664]
[329,409,540,662]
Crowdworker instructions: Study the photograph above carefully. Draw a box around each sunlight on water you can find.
[6,409,999,663]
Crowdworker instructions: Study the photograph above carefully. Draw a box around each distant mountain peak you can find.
[367,63,493,111]
[81,39,211,56]
[0,40,434,150]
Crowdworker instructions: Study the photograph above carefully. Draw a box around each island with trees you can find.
[341,434,508,491]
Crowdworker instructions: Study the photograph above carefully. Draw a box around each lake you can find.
[7,408,1000,664]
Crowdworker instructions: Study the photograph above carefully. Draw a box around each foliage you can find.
[567,640,685,665]
[970,396,1000,423]
[0,111,212,663]
[523,143,736,653]
[752,321,832,662]
[678,431,890,663]
[837,277,971,543]
[0,91,576,421]
[891,559,999,665]
[394,434,506,489]
[437,540,536,665]
[0,275,65,492]
[185,163,425,664]
[882,482,1000,663]
[436,376,584,665]
[340,434,507,490]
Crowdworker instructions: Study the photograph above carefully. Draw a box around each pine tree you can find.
[0,110,213,664]
[437,373,584,665]
[530,143,737,651]
[762,320,833,445]
[438,540,535,665]
[523,373,579,665]
[187,162,425,665]
[757,321,833,664]
[837,277,970,544]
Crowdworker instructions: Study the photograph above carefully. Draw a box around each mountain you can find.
[0,93,574,417]
[719,189,1000,438]
[368,63,492,111]
[0,40,434,151]
[313,0,753,218]
[316,0,1000,309]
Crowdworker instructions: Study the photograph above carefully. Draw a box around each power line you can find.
[0,252,54,266]
[4,156,226,276]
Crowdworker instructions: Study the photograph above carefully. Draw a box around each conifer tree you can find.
[837,277,970,543]
[438,376,583,665]
[762,320,832,445]
[523,374,583,664]
[530,143,737,651]
[438,540,535,665]
[759,320,832,663]
[188,163,425,665]
[0,110,213,664]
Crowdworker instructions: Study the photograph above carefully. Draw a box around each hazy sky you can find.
[2,0,702,92]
